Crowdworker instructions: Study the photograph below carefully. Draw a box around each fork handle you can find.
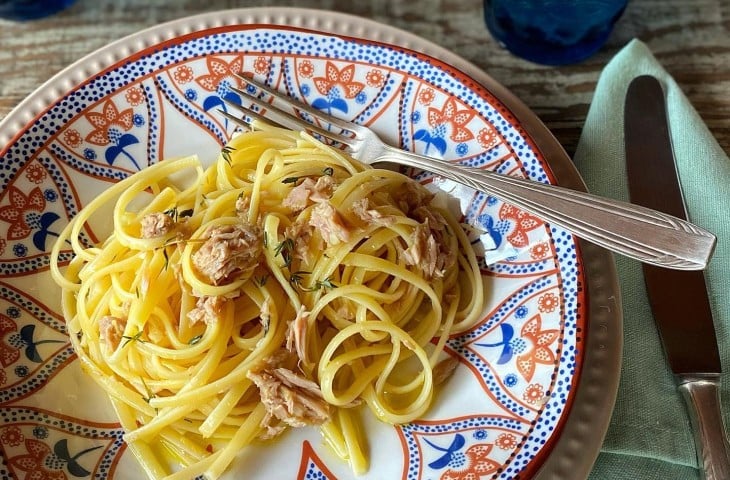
[378,146,716,270]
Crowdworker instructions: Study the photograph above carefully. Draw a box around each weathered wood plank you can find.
[0,0,728,158]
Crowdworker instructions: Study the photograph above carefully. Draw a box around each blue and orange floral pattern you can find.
[0,21,584,480]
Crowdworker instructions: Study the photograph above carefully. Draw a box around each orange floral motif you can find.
[124,86,145,106]
[0,186,46,240]
[253,56,271,75]
[523,383,545,405]
[196,54,244,92]
[529,241,550,260]
[24,163,47,185]
[418,87,435,105]
[8,439,67,480]
[62,129,82,148]
[313,61,365,99]
[298,60,314,78]
[440,444,499,480]
[427,97,476,142]
[515,314,559,382]
[477,126,499,150]
[0,313,20,367]
[84,100,134,146]
[1,426,24,447]
[173,65,194,84]
[365,68,385,88]
[499,203,543,248]
[537,292,559,313]
[495,433,518,450]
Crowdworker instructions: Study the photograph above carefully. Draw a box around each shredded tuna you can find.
[283,178,314,211]
[286,306,310,366]
[403,222,440,279]
[394,180,435,215]
[309,201,351,247]
[99,315,126,350]
[309,175,335,203]
[187,295,226,326]
[140,212,175,239]
[247,357,330,438]
[192,223,263,285]
[283,176,335,212]
[412,206,448,231]
[235,194,251,216]
[285,221,315,263]
[432,356,459,385]
[403,216,457,280]
[350,198,395,226]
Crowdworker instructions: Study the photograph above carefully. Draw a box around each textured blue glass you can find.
[484,0,629,65]
[0,0,76,21]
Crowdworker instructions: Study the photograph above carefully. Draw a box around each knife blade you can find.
[624,74,730,480]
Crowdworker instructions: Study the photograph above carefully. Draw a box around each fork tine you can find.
[234,73,359,134]
[217,108,269,131]
[225,87,357,148]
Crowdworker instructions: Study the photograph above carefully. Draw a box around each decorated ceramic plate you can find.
[0,8,621,480]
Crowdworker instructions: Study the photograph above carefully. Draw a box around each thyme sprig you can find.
[274,238,294,268]
[221,145,235,165]
[121,331,146,348]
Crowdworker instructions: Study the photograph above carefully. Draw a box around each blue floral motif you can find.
[52,439,103,477]
[133,113,145,127]
[413,123,447,156]
[355,91,367,104]
[13,243,27,257]
[33,426,49,439]
[14,365,29,377]
[83,148,97,160]
[44,189,58,202]
[104,128,140,169]
[26,211,61,251]
[515,305,528,319]
[6,324,64,363]
[504,373,519,387]
[477,213,511,250]
[476,323,517,364]
[456,142,468,156]
[424,433,466,470]
[6,306,20,318]
[312,86,349,115]
[301,84,311,96]
[486,195,499,207]
[473,429,488,440]
[411,110,421,123]
[185,88,198,101]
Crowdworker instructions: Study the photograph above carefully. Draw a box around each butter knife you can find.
[624,74,730,480]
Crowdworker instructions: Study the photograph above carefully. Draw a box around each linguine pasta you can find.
[50,125,484,479]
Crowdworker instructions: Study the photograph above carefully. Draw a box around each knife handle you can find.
[678,376,730,480]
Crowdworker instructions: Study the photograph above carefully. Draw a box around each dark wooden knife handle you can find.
[678,376,730,480]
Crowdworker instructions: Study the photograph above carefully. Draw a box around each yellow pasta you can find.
[50,124,485,479]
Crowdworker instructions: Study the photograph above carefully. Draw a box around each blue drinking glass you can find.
[484,0,629,65]
[0,0,77,21]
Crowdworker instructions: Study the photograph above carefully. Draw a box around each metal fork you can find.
[218,74,716,271]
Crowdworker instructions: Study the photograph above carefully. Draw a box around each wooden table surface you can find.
[1,0,728,159]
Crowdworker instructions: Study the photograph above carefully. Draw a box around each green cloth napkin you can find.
[572,39,730,480]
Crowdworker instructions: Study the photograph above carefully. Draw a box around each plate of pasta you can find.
[0,8,621,480]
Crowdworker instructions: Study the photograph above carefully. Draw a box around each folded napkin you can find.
[572,39,730,479]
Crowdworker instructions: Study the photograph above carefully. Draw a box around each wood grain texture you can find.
[0,0,728,158]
